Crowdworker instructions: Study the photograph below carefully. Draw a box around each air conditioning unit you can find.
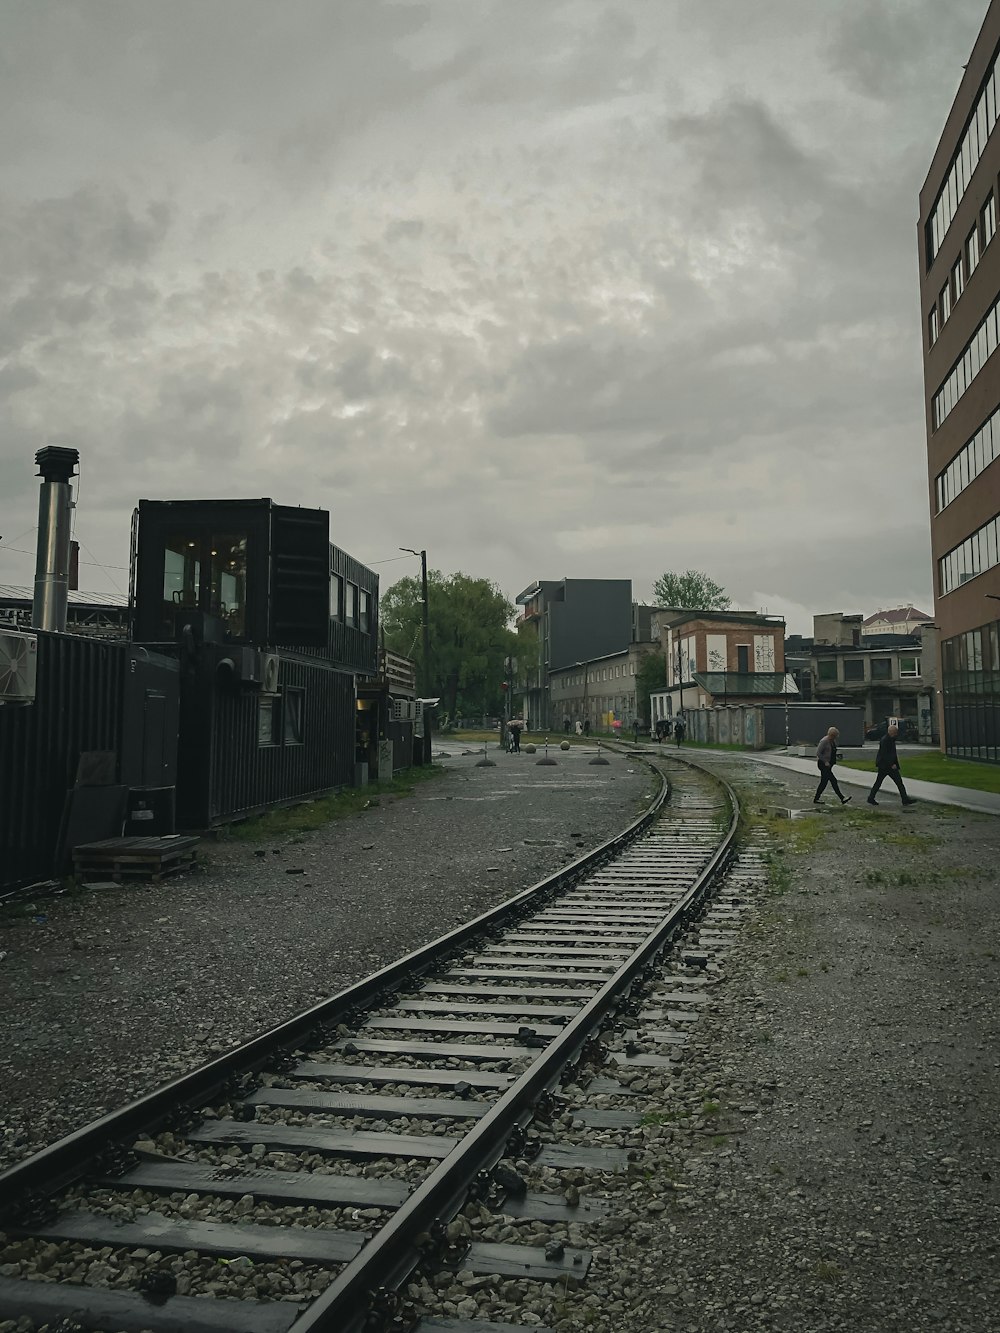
[260,651,280,694]
[0,630,38,704]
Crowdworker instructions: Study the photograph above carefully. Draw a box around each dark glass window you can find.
[844,658,865,681]
[208,535,248,638]
[330,574,342,620]
[345,582,357,626]
[283,688,304,745]
[161,530,248,639]
[258,695,279,746]
[817,659,838,681]
[359,589,370,633]
[870,658,892,680]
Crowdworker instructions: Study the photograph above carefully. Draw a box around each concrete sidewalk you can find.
[749,750,1000,815]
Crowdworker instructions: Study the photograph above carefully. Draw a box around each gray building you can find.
[786,612,937,742]
[515,578,636,729]
[548,641,657,734]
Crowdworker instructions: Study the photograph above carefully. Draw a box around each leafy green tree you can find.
[635,651,667,724]
[381,571,518,719]
[652,569,731,610]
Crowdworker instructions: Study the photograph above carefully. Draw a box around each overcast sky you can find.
[0,0,989,633]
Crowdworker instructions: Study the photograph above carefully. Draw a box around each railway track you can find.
[0,753,745,1333]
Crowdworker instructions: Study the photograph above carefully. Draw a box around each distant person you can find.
[583,718,591,736]
[575,719,583,736]
[867,725,916,807]
[508,718,522,753]
[633,719,641,744]
[563,715,571,733]
[673,715,686,747]
[814,727,851,804]
[655,719,669,742]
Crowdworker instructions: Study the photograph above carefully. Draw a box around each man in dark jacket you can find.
[867,725,916,806]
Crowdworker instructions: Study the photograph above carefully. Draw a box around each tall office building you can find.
[918,0,1000,762]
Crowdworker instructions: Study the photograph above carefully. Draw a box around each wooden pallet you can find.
[72,835,199,884]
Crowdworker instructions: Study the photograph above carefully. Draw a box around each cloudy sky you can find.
[0,0,989,632]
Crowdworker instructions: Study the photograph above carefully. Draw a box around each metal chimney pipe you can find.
[32,446,79,633]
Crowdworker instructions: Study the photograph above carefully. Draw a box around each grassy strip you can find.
[218,765,446,842]
[839,752,1000,794]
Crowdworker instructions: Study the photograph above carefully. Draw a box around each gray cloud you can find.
[0,0,990,629]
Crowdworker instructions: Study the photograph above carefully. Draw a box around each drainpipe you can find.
[31,446,79,633]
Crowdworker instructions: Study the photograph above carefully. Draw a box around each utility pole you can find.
[401,547,432,764]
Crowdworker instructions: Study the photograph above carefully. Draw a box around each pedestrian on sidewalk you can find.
[814,726,851,804]
[867,725,916,806]
[673,714,686,747]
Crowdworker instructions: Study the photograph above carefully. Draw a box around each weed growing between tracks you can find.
[217,765,446,843]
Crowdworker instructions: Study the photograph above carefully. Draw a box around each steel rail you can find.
[289,760,740,1333]
[0,757,671,1219]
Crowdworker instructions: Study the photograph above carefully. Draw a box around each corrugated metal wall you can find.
[207,655,355,824]
[0,633,126,891]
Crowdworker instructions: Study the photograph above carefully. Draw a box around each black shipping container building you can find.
[132,498,378,829]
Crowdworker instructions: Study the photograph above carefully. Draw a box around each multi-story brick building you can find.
[649,610,794,723]
[919,0,1000,762]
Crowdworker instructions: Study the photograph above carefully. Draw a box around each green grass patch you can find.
[218,766,446,843]
[839,752,1000,793]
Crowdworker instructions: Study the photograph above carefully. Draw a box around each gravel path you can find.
[562,750,1000,1333]
[0,743,654,1172]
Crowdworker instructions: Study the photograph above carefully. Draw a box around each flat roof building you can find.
[918,0,1000,763]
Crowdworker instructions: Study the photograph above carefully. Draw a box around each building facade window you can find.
[967,223,981,278]
[330,573,342,620]
[936,404,1000,510]
[926,54,999,265]
[870,658,892,680]
[932,292,1000,429]
[938,512,1000,595]
[952,255,965,303]
[358,589,370,634]
[844,658,865,681]
[258,694,279,746]
[984,191,997,246]
[283,688,305,744]
[899,656,921,678]
[941,281,952,323]
[345,581,357,626]
[929,304,940,346]
[940,619,999,763]
[817,659,838,681]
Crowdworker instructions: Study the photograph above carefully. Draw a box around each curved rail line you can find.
[0,752,739,1333]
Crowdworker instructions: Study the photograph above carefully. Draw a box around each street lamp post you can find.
[400,547,432,764]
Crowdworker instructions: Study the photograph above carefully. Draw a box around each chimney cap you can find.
[35,446,79,482]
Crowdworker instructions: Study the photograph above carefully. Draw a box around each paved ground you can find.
[748,749,1000,815]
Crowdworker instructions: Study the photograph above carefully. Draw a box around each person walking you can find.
[508,718,522,753]
[673,714,686,747]
[867,724,916,806]
[814,726,851,804]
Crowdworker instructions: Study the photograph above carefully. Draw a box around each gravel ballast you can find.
[0,744,654,1170]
